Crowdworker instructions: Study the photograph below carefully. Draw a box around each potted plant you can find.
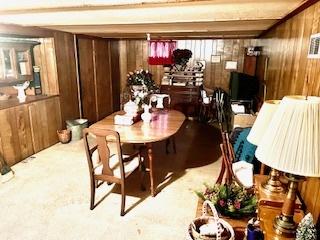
[172,49,192,71]
[126,69,158,106]
[196,182,257,218]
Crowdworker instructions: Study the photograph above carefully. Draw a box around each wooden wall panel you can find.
[53,32,80,125]
[77,37,96,123]
[258,1,320,223]
[110,40,121,111]
[94,39,113,120]
[117,39,255,95]
[33,38,59,95]
[77,36,116,123]
[258,2,320,99]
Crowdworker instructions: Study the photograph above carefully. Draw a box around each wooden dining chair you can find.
[83,128,146,216]
[150,94,177,154]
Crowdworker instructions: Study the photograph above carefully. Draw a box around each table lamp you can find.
[247,100,285,193]
[255,95,320,237]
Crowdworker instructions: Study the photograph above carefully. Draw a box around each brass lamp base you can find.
[274,214,296,237]
[262,168,286,193]
[273,174,305,237]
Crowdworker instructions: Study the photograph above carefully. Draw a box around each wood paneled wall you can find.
[77,36,114,124]
[33,38,59,96]
[258,1,320,223]
[118,39,256,93]
[110,41,121,111]
[259,2,320,99]
[53,32,80,125]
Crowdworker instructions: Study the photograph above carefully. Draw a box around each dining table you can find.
[89,109,185,196]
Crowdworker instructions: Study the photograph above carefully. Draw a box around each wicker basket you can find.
[187,200,235,240]
[57,129,71,144]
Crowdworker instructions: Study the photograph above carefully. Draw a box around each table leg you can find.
[147,143,156,197]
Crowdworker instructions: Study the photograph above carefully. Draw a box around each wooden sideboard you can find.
[160,85,200,117]
[0,95,62,166]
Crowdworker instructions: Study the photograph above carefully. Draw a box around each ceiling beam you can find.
[86,30,261,39]
[43,20,276,34]
[0,23,53,38]
[0,0,212,14]
[0,1,302,26]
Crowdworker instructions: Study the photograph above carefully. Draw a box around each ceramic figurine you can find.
[150,94,171,109]
[123,100,138,117]
[141,104,152,123]
[13,81,30,103]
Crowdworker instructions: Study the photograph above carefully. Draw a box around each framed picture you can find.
[211,55,221,63]
[225,61,237,70]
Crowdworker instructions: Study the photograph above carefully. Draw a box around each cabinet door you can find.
[243,55,257,76]
[0,42,35,85]
[0,48,17,81]
[15,48,33,80]
[28,97,61,153]
[0,105,33,166]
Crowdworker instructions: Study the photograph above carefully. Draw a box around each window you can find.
[148,40,176,65]
[308,33,320,59]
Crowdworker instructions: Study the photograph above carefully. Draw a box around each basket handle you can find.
[202,200,222,240]
[202,200,219,218]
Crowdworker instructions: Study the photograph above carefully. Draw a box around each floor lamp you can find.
[247,100,285,193]
[255,96,320,236]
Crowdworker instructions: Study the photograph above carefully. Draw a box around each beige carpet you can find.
[0,121,222,240]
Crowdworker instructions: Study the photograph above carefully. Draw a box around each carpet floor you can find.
[0,121,222,240]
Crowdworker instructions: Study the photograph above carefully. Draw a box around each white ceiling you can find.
[0,0,308,39]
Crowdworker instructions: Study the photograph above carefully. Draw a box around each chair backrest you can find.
[150,94,171,109]
[83,128,125,179]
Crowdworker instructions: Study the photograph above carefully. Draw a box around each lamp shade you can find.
[255,96,320,177]
[247,100,280,145]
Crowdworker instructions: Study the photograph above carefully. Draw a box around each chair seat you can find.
[92,150,140,178]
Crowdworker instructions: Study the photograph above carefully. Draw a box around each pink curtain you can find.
[148,41,176,65]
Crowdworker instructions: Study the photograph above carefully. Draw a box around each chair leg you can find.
[140,162,146,191]
[90,178,96,210]
[120,181,126,216]
[165,137,176,154]
[165,138,170,154]
[172,136,177,154]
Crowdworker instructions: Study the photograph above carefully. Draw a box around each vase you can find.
[141,105,152,123]
[124,100,139,116]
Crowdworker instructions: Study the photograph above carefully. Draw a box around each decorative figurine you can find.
[13,81,30,103]
[296,213,317,240]
[141,104,152,123]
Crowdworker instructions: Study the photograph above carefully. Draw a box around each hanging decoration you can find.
[148,40,177,65]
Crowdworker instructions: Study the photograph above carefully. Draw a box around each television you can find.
[229,72,259,100]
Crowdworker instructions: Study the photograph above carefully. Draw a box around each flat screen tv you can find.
[229,72,259,100]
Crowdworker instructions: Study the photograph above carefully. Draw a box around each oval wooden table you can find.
[90,109,185,196]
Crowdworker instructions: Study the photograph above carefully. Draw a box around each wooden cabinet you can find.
[0,41,39,86]
[160,85,200,117]
[28,97,62,153]
[0,96,61,166]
